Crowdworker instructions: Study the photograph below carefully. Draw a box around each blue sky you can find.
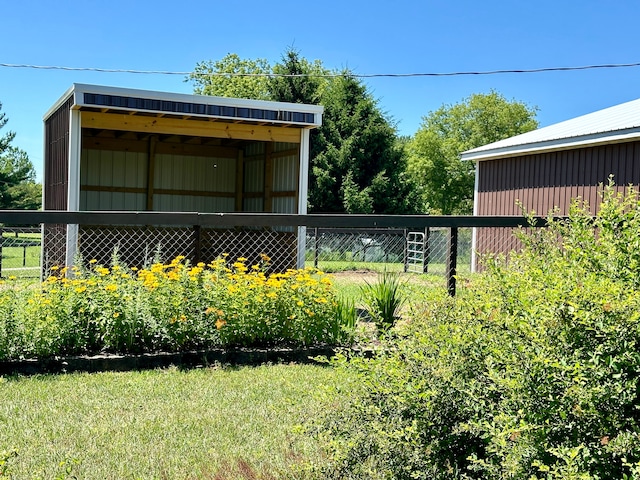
[2,0,640,181]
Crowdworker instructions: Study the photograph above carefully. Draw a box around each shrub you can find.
[312,183,640,479]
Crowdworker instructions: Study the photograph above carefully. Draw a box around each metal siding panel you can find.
[272,197,296,214]
[634,142,640,186]
[244,142,265,156]
[244,198,263,212]
[244,159,264,193]
[44,96,72,210]
[273,154,297,191]
[214,157,236,193]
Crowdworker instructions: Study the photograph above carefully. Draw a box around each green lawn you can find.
[0,364,351,479]
[1,232,41,278]
[0,263,454,479]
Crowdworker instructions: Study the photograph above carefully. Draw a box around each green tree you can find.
[0,103,41,209]
[407,91,538,214]
[309,73,418,214]
[269,48,329,105]
[188,53,272,100]
[189,50,419,214]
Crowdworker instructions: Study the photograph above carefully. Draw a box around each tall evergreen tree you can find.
[309,73,418,213]
[189,50,419,213]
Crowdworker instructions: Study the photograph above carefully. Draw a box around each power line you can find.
[1,61,640,78]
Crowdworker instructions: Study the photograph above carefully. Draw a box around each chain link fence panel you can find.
[42,224,298,275]
[10,214,547,295]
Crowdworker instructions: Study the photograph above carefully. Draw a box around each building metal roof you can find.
[461,97,640,162]
[44,83,324,128]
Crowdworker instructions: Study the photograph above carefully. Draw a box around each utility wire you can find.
[1,61,640,78]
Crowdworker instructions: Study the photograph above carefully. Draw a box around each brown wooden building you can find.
[461,97,640,266]
[43,84,323,270]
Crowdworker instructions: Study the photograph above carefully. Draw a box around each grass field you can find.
[0,364,352,479]
[0,232,41,279]
[0,262,455,478]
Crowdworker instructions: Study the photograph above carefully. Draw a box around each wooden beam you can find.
[235,150,244,212]
[81,111,302,143]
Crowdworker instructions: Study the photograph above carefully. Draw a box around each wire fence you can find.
[0,211,549,294]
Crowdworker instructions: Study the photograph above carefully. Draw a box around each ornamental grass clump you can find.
[0,255,354,360]
[361,271,405,334]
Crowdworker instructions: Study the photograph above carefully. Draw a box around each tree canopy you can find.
[188,54,272,100]
[0,102,41,210]
[407,91,539,214]
[188,49,419,214]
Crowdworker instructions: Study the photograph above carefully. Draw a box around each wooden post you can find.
[447,227,458,296]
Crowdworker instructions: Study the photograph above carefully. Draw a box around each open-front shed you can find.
[43,84,323,270]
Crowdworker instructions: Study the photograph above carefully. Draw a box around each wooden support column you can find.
[146,135,158,211]
[235,150,244,212]
[264,143,273,212]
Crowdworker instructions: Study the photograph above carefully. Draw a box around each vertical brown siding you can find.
[44,97,73,210]
[476,139,640,266]
[43,97,73,269]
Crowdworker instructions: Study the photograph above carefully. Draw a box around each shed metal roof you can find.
[44,83,324,129]
[461,97,640,162]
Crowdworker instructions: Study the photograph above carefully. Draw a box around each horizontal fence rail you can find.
[0,210,558,294]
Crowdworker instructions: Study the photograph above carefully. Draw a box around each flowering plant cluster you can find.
[0,255,352,360]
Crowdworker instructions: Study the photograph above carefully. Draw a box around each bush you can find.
[0,256,355,360]
[313,183,640,479]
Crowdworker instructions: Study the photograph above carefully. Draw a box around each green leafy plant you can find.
[360,271,405,334]
[0,255,351,360]
[312,183,640,479]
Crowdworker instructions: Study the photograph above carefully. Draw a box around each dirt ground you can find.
[328,269,381,284]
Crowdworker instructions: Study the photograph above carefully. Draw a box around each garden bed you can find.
[0,345,339,376]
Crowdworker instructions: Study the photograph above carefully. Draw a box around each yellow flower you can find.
[89,259,98,264]
[8,276,16,281]
[113,312,120,318]
[105,284,118,292]
[266,292,277,299]
[216,319,226,329]
[75,286,87,293]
